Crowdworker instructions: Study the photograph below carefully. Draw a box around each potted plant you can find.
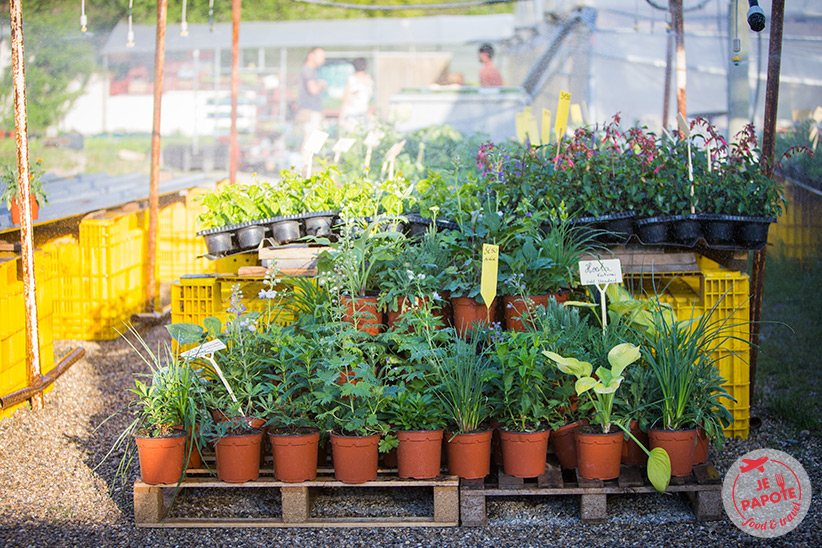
[377,227,454,332]
[258,329,324,483]
[316,216,403,336]
[690,349,736,465]
[1,158,48,224]
[314,331,398,484]
[640,298,744,477]
[102,325,203,487]
[488,330,554,478]
[428,328,494,479]
[386,385,447,480]
[543,343,641,481]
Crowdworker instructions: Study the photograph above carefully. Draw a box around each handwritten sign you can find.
[579,259,623,286]
[555,90,571,141]
[480,244,499,308]
[541,109,552,145]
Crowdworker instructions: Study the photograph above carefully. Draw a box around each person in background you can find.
[478,43,503,87]
[297,47,327,160]
[339,57,374,133]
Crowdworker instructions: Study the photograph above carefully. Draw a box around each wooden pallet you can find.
[460,458,723,526]
[133,465,459,528]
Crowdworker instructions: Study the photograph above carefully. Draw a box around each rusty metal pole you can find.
[671,0,687,137]
[9,0,42,409]
[229,0,241,185]
[750,0,784,406]
[662,14,674,131]
[145,0,168,313]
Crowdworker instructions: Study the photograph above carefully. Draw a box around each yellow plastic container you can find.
[626,265,751,439]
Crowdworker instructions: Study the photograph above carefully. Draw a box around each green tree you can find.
[0,12,97,135]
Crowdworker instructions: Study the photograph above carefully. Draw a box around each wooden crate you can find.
[460,458,723,526]
[133,465,459,528]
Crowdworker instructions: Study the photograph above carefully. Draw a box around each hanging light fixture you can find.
[209,0,215,31]
[127,0,135,47]
[80,0,87,33]
[181,0,189,36]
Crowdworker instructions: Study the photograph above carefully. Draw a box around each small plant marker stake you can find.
[523,106,541,146]
[554,90,571,163]
[541,108,552,145]
[333,138,355,163]
[579,259,623,335]
[181,339,245,416]
[677,112,695,214]
[303,130,328,178]
[515,111,527,143]
[363,129,382,172]
[381,139,406,180]
[481,243,499,324]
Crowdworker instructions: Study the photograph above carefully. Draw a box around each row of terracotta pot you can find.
[342,291,570,337]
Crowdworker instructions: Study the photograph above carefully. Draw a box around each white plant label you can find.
[181,339,227,359]
[579,259,623,286]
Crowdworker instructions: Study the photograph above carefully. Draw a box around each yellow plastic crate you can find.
[626,265,751,439]
[769,179,822,261]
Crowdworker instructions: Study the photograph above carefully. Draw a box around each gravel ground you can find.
[0,322,819,547]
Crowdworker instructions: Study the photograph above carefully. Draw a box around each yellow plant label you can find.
[515,112,527,143]
[541,109,552,144]
[480,244,499,308]
[525,110,541,146]
[570,103,583,125]
[555,90,571,141]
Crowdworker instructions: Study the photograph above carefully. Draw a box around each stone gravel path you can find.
[0,323,818,547]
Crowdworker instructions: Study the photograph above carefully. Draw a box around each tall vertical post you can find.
[750,0,784,404]
[671,0,687,136]
[229,0,241,185]
[146,0,168,313]
[9,0,42,409]
[662,15,674,130]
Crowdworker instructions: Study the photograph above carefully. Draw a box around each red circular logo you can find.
[723,449,812,538]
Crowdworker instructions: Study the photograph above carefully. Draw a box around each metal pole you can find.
[193,48,200,153]
[671,0,687,136]
[662,13,674,131]
[750,0,784,406]
[9,0,42,410]
[229,0,241,185]
[146,0,168,313]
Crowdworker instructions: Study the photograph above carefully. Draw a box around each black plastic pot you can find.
[236,225,266,249]
[596,211,635,243]
[735,216,775,248]
[202,232,233,255]
[269,220,302,244]
[404,213,432,239]
[670,214,702,245]
[303,211,338,237]
[699,214,735,246]
[636,216,674,244]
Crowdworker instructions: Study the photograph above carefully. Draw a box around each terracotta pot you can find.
[499,429,551,478]
[214,430,264,483]
[503,291,569,332]
[10,197,38,225]
[387,296,429,333]
[621,420,649,466]
[269,430,320,483]
[172,424,202,469]
[451,296,497,337]
[330,433,380,484]
[649,428,697,477]
[135,431,187,485]
[445,430,493,480]
[341,295,382,336]
[551,419,586,469]
[575,428,624,480]
[693,427,709,466]
[397,430,444,479]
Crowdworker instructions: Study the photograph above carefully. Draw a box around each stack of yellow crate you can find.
[157,189,212,282]
[0,250,56,419]
[627,259,751,439]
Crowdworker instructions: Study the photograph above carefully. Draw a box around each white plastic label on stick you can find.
[364,130,382,148]
[333,138,355,154]
[384,140,406,163]
[304,131,328,155]
[181,339,227,359]
[676,112,690,138]
[579,259,623,286]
